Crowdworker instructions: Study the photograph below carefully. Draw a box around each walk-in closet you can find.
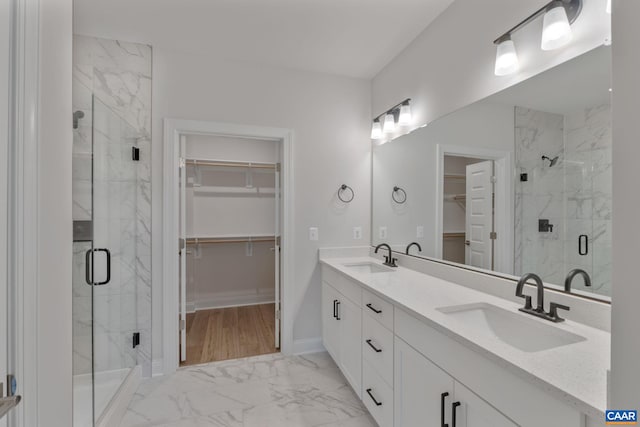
[178,134,281,366]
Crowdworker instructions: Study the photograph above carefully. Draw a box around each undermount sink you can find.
[436,302,586,353]
[342,262,394,274]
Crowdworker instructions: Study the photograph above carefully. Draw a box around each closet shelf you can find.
[192,186,276,195]
[443,232,465,239]
[186,234,276,245]
[444,194,466,201]
[444,173,466,182]
[186,158,277,171]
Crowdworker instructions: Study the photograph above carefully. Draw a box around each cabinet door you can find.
[322,282,340,361]
[394,338,454,427]
[451,382,517,427]
[338,295,362,397]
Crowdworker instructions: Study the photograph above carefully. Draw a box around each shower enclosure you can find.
[72,78,139,426]
[514,105,612,296]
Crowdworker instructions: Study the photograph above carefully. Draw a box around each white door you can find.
[179,136,187,362]
[394,338,454,427]
[0,0,10,423]
[465,161,494,270]
[321,282,339,361]
[453,382,517,427]
[274,164,281,348]
[338,296,362,396]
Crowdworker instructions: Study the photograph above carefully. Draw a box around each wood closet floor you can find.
[180,303,278,366]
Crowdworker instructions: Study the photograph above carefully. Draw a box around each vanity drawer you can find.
[363,288,393,330]
[362,359,393,427]
[362,313,394,387]
[322,266,362,306]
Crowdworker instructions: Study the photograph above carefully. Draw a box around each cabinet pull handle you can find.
[441,392,449,427]
[366,303,382,314]
[365,388,382,406]
[451,401,461,427]
[333,299,338,319]
[336,300,341,320]
[365,339,382,353]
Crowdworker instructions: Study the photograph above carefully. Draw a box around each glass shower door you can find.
[72,85,138,426]
[91,96,138,425]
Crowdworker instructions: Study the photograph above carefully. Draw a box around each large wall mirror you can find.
[372,45,612,300]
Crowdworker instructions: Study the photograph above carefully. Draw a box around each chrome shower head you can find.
[542,155,559,167]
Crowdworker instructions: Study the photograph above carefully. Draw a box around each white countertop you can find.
[320,255,610,418]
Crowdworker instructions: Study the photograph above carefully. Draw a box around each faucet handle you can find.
[390,257,398,267]
[548,302,570,322]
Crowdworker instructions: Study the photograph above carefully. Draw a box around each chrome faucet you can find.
[405,242,422,255]
[374,243,398,267]
[515,273,570,323]
[564,269,591,292]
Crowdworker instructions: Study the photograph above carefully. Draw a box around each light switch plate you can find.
[309,227,319,241]
[379,226,388,239]
[417,226,424,238]
[353,227,362,240]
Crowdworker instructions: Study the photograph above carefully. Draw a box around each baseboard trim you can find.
[293,337,325,355]
[96,365,141,427]
[152,358,164,377]
[187,295,276,312]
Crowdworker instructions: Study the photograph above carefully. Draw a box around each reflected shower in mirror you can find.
[372,45,612,299]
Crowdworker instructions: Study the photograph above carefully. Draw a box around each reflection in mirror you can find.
[372,45,611,299]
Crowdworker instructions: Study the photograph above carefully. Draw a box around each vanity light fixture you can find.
[494,36,519,76]
[383,112,396,134]
[493,0,582,76]
[370,98,412,140]
[541,1,573,51]
[398,100,412,125]
[371,118,382,139]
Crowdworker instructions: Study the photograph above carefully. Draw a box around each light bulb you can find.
[370,119,382,139]
[541,3,572,51]
[383,113,395,134]
[606,0,611,14]
[494,37,519,76]
[398,102,412,125]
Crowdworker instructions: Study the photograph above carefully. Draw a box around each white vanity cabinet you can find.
[321,270,362,397]
[395,338,516,427]
[321,264,586,427]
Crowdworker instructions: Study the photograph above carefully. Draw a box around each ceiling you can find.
[73,0,455,79]
[488,45,612,115]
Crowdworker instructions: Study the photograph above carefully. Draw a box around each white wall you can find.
[372,0,611,132]
[152,47,371,361]
[610,0,640,409]
[38,0,73,424]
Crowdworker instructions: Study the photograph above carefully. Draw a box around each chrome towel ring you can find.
[392,186,407,204]
[338,184,355,203]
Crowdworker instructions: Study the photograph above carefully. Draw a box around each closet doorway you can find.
[163,119,293,374]
[179,134,281,366]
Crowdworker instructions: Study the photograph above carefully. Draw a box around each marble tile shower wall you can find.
[515,107,566,285]
[72,35,153,375]
[514,105,612,296]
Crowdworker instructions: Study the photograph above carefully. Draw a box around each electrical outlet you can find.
[309,227,319,241]
[417,226,424,238]
[353,227,362,240]
[379,226,388,239]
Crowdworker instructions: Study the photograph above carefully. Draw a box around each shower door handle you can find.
[85,248,111,285]
[578,235,589,256]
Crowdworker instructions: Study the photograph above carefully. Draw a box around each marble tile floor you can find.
[120,352,376,427]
